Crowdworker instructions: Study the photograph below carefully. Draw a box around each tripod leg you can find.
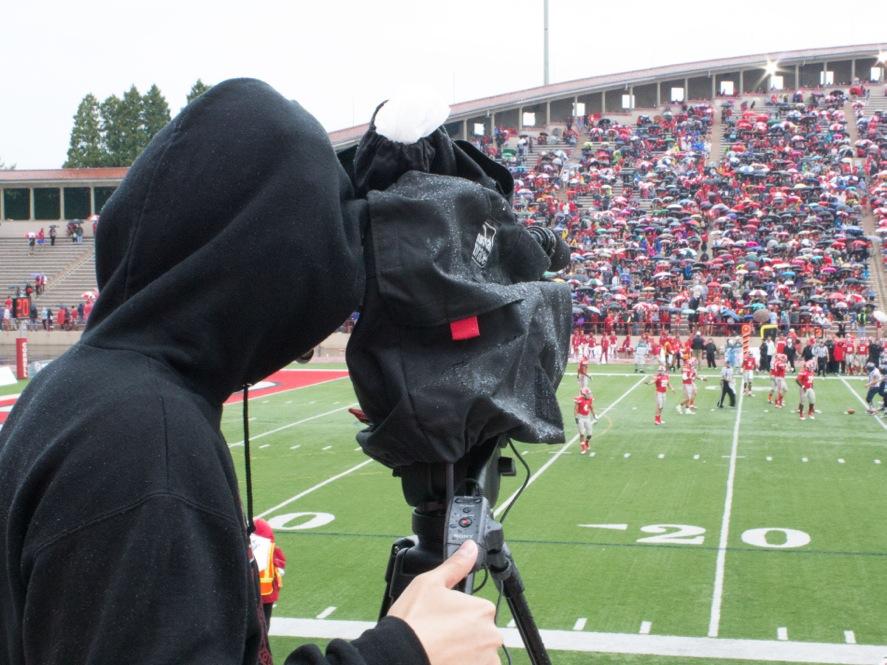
[492,557,551,665]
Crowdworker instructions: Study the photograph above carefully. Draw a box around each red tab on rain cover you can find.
[450,316,480,341]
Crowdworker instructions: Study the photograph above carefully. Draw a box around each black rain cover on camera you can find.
[345,119,571,469]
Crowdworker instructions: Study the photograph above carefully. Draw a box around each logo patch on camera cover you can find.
[471,221,497,268]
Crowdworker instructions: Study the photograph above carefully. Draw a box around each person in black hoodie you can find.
[0,79,500,665]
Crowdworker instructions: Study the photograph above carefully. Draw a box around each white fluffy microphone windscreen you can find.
[373,86,451,144]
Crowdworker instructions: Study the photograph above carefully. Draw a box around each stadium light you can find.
[764,61,779,76]
[877,51,887,64]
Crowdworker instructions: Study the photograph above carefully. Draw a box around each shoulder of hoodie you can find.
[4,345,241,554]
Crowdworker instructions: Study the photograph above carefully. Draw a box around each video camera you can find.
[340,101,572,664]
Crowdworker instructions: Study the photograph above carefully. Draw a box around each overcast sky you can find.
[1,0,884,169]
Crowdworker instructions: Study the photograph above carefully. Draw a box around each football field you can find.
[5,363,886,664]
[213,363,887,665]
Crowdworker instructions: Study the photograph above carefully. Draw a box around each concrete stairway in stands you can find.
[0,238,95,302]
[34,244,98,309]
[851,91,887,312]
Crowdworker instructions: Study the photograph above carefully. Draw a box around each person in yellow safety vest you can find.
[250,518,287,626]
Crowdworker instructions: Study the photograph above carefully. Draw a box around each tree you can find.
[0,157,14,170]
[118,85,148,164]
[141,84,170,142]
[186,79,211,105]
[100,94,124,166]
[100,86,146,166]
[64,93,104,168]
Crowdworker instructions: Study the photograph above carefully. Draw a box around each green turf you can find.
[8,362,885,663]
[218,364,887,663]
[0,379,27,396]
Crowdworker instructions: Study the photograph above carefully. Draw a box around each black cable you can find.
[472,568,489,594]
[242,384,255,534]
[499,440,531,525]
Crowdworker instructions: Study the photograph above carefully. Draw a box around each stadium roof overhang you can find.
[329,42,885,149]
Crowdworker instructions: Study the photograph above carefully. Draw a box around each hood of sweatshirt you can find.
[82,78,365,404]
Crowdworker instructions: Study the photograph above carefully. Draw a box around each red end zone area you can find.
[0,396,17,427]
[0,370,349,427]
[224,369,350,404]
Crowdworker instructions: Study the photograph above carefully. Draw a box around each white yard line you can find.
[708,387,745,638]
[255,459,373,519]
[493,377,646,518]
[269,618,887,663]
[232,375,350,404]
[840,377,887,431]
[228,403,357,447]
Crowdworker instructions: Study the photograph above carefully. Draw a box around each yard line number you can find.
[579,523,811,549]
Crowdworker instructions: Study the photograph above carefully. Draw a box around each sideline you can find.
[839,377,887,432]
[269,617,887,663]
[228,403,358,448]
[493,376,646,518]
[708,385,745,637]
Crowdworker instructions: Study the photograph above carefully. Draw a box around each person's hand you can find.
[388,540,503,665]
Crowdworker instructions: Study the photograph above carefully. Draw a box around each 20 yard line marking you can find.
[708,386,745,638]
[493,377,646,518]
[256,459,373,519]
[228,403,358,447]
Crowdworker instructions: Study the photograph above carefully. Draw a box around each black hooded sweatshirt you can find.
[0,79,428,665]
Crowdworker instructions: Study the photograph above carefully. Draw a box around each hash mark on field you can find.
[353,447,361,452]
[589,451,597,458]
[693,454,700,460]
[308,401,316,405]
[260,444,270,449]
[623,452,631,458]
[876,459,882,464]
[285,401,293,404]
[249,417,257,422]
[507,619,516,628]
[316,607,336,619]
[640,621,652,635]
[573,618,587,631]
[262,400,269,404]
[844,630,856,644]
[838,458,845,464]
[290,445,301,450]
[777,626,788,641]
[766,456,773,462]
[658,453,665,459]
[322,445,332,451]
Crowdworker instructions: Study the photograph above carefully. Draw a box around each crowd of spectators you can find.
[477,85,886,343]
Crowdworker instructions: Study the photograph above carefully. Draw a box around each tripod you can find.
[377,438,551,665]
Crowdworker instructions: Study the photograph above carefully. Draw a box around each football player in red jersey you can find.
[741,353,757,397]
[647,365,674,425]
[796,360,817,420]
[574,387,598,454]
[768,353,788,408]
[577,354,590,390]
[677,357,704,414]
